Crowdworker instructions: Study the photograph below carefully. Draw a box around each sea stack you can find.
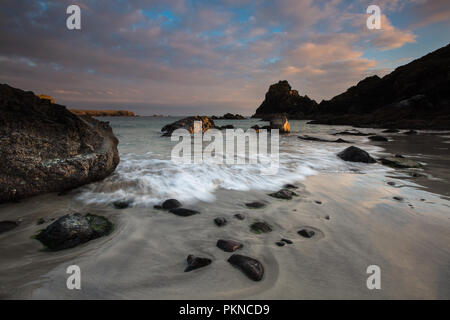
[0,84,120,203]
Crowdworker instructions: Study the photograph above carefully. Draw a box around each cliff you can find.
[70,109,136,117]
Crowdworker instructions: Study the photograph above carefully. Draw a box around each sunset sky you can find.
[0,0,449,115]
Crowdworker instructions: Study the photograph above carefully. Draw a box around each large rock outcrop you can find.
[252,80,318,119]
[310,43,450,129]
[0,84,120,203]
[161,116,215,137]
[70,109,136,117]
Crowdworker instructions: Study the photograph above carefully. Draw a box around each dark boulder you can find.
[337,146,376,163]
[234,213,245,220]
[162,199,182,210]
[275,241,285,247]
[184,255,212,272]
[161,116,215,137]
[268,188,297,200]
[169,208,200,217]
[34,213,113,251]
[227,254,264,281]
[298,228,315,238]
[299,135,350,143]
[403,130,418,135]
[281,238,293,244]
[382,129,400,133]
[0,221,19,234]
[0,84,120,204]
[113,199,133,209]
[368,135,388,142]
[216,239,243,252]
[379,155,422,168]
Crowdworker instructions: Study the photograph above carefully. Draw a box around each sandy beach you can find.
[1,124,449,300]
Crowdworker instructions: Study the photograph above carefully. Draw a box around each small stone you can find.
[315,200,322,204]
[234,213,245,220]
[0,221,19,234]
[184,255,212,272]
[217,239,243,252]
[269,188,297,200]
[324,215,330,220]
[276,241,285,247]
[113,199,133,209]
[393,196,404,201]
[403,130,418,135]
[214,217,227,227]
[298,229,315,238]
[245,201,266,209]
[162,199,182,210]
[250,221,273,234]
[382,129,399,133]
[387,181,396,186]
[227,254,264,281]
[36,218,46,225]
[169,208,200,217]
[281,238,293,244]
[283,184,298,189]
[368,135,388,142]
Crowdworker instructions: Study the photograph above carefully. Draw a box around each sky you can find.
[0,0,449,116]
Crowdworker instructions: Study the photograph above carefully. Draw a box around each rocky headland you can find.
[253,43,450,130]
[70,109,136,117]
[0,84,120,203]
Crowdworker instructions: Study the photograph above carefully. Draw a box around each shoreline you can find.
[0,125,449,299]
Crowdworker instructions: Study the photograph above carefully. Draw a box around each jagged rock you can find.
[161,116,215,137]
[268,188,297,200]
[250,221,273,234]
[306,44,450,129]
[184,255,212,272]
[162,199,182,210]
[70,109,136,117]
[252,80,318,119]
[214,217,227,227]
[0,84,120,204]
[212,113,245,120]
[216,239,243,252]
[0,221,19,234]
[368,135,388,142]
[34,213,113,251]
[169,208,200,217]
[227,254,264,281]
[379,155,422,168]
[337,146,376,163]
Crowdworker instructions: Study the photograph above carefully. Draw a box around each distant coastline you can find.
[69,109,137,117]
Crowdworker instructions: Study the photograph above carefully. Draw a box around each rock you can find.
[153,205,163,210]
[324,215,330,220]
[387,181,396,186]
[169,208,200,217]
[382,129,400,133]
[368,135,388,142]
[281,238,293,244]
[212,113,245,120]
[315,200,322,204]
[34,213,113,251]
[306,44,450,130]
[0,221,19,234]
[0,84,120,204]
[276,241,285,247]
[337,146,376,163]
[403,130,418,135]
[227,254,264,281]
[245,201,266,209]
[268,188,297,200]
[298,135,350,143]
[250,221,273,234]
[333,130,373,136]
[70,110,136,117]
[268,114,290,133]
[184,255,212,272]
[393,196,404,201]
[216,239,243,252]
[36,218,46,225]
[234,213,245,220]
[252,80,318,119]
[214,217,227,227]
[283,184,298,189]
[113,199,133,209]
[162,199,182,210]
[161,116,215,137]
[379,156,422,168]
[298,228,315,238]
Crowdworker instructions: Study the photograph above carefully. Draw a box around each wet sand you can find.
[0,131,449,299]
